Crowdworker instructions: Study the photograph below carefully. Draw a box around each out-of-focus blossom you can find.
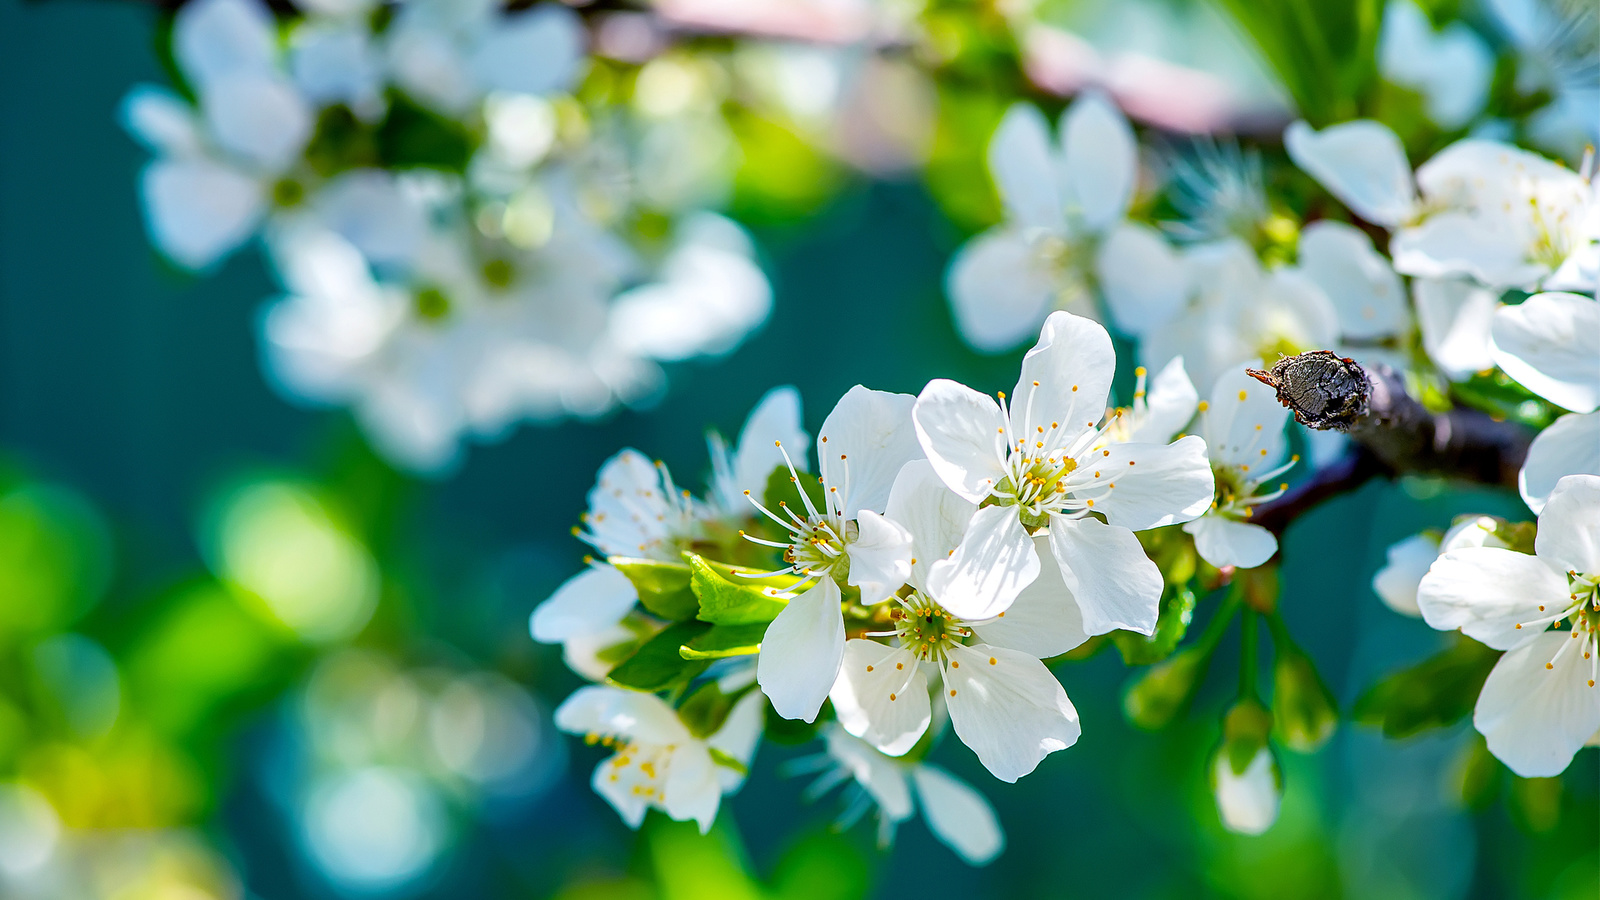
[1521,411,1600,513]
[1490,291,1600,413]
[1412,278,1499,380]
[1213,745,1281,835]
[1286,120,1599,292]
[1379,0,1493,129]
[1137,239,1338,394]
[1294,220,1412,371]
[121,0,313,270]
[1161,140,1269,244]
[946,96,1183,351]
[384,0,586,115]
[554,686,764,833]
[1416,474,1600,776]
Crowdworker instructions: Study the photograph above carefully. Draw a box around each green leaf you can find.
[678,681,735,738]
[1353,636,1499,738]
[680,623,768,660]
[689,554,795,626]
[606,621,712,692]
[612,557,699,622]
[1112,585,1196,665]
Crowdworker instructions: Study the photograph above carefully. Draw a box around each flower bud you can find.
[1122,646,1210,730]
[1211,699,1281,835]
[1272,647,1339,752]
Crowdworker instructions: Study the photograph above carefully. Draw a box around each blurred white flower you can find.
[1181,365,1296,570]
[385,0,586,115]
[754,387,920,722]
[1294,220,1412,371]
[1412,277,1499,380]
[1416,474,1600,776]
[1522,411,1600,513]
[913,312,1212,622]
[1212,745,1281,835]
[289,0,387,122]
[802,724,1004,865]
[1379,0,1493,129]
[554,686,764,833]
[946,96,1185,351]
[1139,239,1339,394]
[1286,120,1598,291]
[120,0,313,270]
[302,767,449,892]
[1161,139,1269,244]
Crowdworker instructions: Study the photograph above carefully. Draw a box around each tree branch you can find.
[1248,350,1531,488]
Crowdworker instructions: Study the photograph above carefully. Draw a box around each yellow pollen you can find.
[1260,449,1268,456]
[1086,499,1095,507]
[1134,367,1146,377]
[949,689,957,697]
[640,761,656,778]
[1033,381,1040,387]
[1255,424,1262,431]
[951,661,960,668]
[989,657,997,665]
[1198,401,1210,412]
[1239,390,1248,401]
[1071,385,1079,392]
[1103,450,1110,457]
[896,662,904,670]
[1546,663,1554,669]
[890,693,897,701]
[997,612,1005,617]
[1241,465,1250,472]
[866,665,874,672]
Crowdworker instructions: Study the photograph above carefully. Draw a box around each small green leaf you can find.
[607,621,712,692]
[678,681,735,738]
[1112,585,1197,665]
[680,623,768,660]
[708,747,749,776]
[1353,636,1499,738]
[612,557,698,622]
[689,554,795,626]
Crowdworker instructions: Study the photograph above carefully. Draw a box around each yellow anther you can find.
[1198,401,1209,412]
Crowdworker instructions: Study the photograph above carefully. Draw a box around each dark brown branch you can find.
[1248,351,1531,487]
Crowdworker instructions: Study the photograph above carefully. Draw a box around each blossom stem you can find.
[1238,610,1260,702]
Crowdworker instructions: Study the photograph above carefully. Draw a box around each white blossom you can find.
[753,388,922,723]
[1373,516,1510,616]
[1416,474,1600,776]
[1213,746,1281,835]
[913,312,1213,623]
[1491,291,1600,414]
[554,686,764,833]
[1379,0,1493,129]
[383,0,585,115]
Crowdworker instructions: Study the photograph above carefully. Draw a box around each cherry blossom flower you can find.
[554,686,764,832]
[1416,474,1600,776]
[913,311,1213,623]
[1373,516,1510,616]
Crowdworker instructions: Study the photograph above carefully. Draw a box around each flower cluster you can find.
[122,0,772,473]
[533,311,1223,855]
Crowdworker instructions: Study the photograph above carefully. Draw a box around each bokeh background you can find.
[0,1,1595,898]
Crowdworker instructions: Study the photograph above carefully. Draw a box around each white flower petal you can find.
[1372,532,1441,617]
[988,104,1064,232]
[592,758,649,828]
[1096,222,1190,337]
[1534,473,1600,576]
[943,643,1080,782]
[1416,547,1569,649]
[912,379,1009,502]
[202,73,314,172]
[470,4,586,97]
[1521,412,1600,514]
[309,170,428,268]
[885,459,978,593]
[848,510,914,604]
[724,385,809,512]
[971,537,1090,658]
[1131,357,1199,443]
[1283,119,1415,226]
[291,22,386,120]
[707,691,767,791]
[757,578,845,723]
[174,0,277,88]
[1012,311,1117,445]
[140,158,265,270]
[554,685,690,746]
[1204,365,1290,469]
[1297,220,1409,340]
[946,228,1058,354]
[1048,517,1163,636]
[925,504,1040,620]
[1089,435,1215,531]
[822,725,913,821]
[829,640,931,757]
[1183,514,1279,569]
[1491,292,1600,413]
[530,566,637,643]
[819,386,923,518]
[661,745,721,833]
[120,86,202,156]
[1058,91,1136,233]
[911,764,1005,865]
[1413,277,1498,379]
[1474,631,1600,778]
[1393,212,1549,289]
